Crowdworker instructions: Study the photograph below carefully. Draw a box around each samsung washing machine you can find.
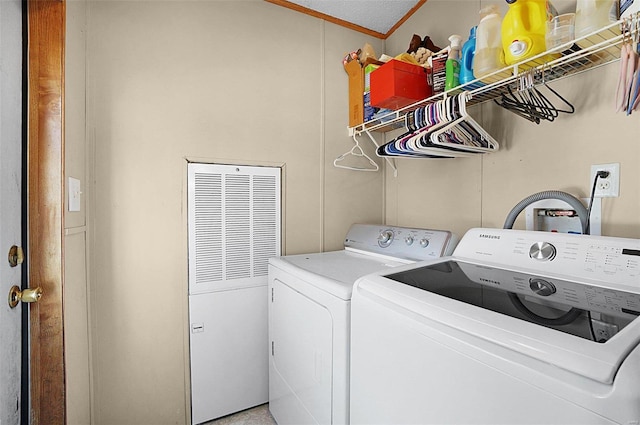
[267,224,457,425]
[350,228,640,425]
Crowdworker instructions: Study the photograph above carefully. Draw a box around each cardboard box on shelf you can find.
[364,64,380,122]
[364,64,379,92]
[430,51,448,95]
[345,57,384,127]
[345,59,364,127]
[370,59,431,110]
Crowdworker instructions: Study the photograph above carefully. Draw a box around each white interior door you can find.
[0,1,24,423]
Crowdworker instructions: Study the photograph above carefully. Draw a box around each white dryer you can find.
[351,228,640,425]
[268,224,457,425]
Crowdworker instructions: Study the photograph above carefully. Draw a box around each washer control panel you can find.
[344,224,458,261]
[454,228,640,289]
[457,260,640,320]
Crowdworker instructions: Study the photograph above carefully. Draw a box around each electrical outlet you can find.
[590,163,620,198]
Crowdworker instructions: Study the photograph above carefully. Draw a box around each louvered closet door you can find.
[188,163,281,295]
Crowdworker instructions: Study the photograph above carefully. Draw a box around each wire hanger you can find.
[495,68,574,123]
[539,67,575,115]
[333,133,379,172]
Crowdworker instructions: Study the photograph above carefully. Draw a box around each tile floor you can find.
[203,404,276,425]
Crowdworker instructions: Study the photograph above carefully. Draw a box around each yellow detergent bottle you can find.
[502,0,555,65]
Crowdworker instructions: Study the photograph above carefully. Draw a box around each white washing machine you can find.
[268,224,457,425]
[350,228,640,425]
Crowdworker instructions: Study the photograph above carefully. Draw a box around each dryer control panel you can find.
[454,228,640,291]
[344,224,458,262]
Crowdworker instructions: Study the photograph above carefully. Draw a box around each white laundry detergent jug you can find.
[575,0,619,39]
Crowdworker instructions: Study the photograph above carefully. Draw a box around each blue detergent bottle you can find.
[459,26,484,89]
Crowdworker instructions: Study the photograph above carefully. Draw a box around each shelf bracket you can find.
[362,130,397,177]
[348,126,397,175]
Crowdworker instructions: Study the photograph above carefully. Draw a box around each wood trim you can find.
[265,0,386,38]
[28,1,66,424]
[264,0,426,39]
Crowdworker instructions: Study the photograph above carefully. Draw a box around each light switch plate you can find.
[68,177,81,212]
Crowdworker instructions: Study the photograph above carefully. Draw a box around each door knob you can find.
[8,285,42,308]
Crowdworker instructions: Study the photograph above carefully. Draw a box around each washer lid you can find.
[386,260,640,342]
[269,250,407,300]
[355,259,640,384]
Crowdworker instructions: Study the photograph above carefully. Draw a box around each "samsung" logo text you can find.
[479,278,501,285]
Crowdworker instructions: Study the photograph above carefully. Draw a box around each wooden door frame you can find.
[27,1,66,424]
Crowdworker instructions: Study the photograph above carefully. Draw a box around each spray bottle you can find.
[445,34,463,91]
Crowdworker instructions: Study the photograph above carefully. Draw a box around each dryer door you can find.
[269,275,332,425]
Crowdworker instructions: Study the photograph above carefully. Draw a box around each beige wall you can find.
[323,26,385,250]
[65,0,92,424]
[84,2,382,424]
[384,0,640,239]
[69,1,640,424]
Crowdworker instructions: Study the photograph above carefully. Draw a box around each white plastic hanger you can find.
[429,92,500,154]
[413,98,477,158]
[333,133,379,172]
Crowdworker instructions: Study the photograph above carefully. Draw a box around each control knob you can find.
[529,278,556,296]
[529,242,556,261]
[405,236,414,246]
[419,238,430,248]
[378,229,394,248]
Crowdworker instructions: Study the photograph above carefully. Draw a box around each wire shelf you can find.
[350,16,635,136]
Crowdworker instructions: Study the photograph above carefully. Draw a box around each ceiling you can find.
[265,0,426,39]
